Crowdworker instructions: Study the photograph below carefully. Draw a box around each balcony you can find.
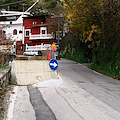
[29,34,55,40]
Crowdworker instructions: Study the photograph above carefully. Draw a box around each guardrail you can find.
[0,69,11,94]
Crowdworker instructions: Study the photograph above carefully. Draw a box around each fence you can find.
[0,68,11,94]
[25,43,51,51]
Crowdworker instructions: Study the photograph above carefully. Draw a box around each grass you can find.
[89,64,120,80]
[0,66,10,70]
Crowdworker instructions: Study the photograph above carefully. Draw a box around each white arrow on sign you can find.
[50,62,58,67]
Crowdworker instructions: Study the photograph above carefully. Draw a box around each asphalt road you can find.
[58,59,120,113]
[7,58,120,120]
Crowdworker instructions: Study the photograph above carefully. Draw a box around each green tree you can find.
[61,0,120,77]
[0,0,63,15]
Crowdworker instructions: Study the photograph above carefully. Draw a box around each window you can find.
[42,30,45,34]
[41,17,46,24]
[25,30,30,37]
[41,27,47,34]
[3,31,6,34]
[19,30,22,34]
[13,29,17,35]
[33,22,37,25]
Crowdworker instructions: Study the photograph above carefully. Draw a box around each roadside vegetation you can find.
[60,0,120,79]
[0,0,63,15]
[0,66,10,70]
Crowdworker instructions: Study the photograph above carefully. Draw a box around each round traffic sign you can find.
[49,59,58,71]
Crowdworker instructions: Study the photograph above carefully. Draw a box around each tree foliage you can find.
[61,0,120,74]
[0,0,63,15]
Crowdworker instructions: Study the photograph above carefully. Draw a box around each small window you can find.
[25,30,30,37]
[41,27,47,34]
[3,31,6,33]
[13,29,17,35]
[42,30,45,34]
[19,30,22,34]
[41,17,46,24]
[33,22,37,25]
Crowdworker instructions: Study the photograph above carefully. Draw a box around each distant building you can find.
[0,10,31,53]
[0,11,64,54]
[23,15,57,48]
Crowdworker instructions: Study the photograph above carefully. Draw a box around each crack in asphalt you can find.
[55,87,85,120]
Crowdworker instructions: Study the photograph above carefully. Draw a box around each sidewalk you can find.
[5,76,62,120]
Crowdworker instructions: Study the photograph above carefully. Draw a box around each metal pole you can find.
[58,16,60,45]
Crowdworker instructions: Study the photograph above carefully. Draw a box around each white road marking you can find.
[92,70,103,76]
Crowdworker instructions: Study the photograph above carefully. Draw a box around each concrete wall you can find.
[11,60,58,85]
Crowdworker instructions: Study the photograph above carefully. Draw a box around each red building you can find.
[16,14,63,54]
[23,15,57,47]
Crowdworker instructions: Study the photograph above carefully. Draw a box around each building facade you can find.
[0,11,63,54]
[0,10,31,54]
[23,15,57,47]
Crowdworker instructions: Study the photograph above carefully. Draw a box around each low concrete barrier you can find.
[0,69,11,94]
[11,60,58,85]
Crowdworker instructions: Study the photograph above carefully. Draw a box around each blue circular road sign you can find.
[49,59,58,71]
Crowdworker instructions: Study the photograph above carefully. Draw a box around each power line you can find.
[0,0,28,7]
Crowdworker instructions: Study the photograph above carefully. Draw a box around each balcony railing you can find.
[29,34,55,40]
[26,44,51,51]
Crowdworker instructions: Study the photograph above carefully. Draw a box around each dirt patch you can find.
[0,85,14,120]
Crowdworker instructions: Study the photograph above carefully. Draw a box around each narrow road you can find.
[7,58,120,120]
[58,59,120,112]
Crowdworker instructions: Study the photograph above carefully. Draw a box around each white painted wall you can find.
[0,14,29,43]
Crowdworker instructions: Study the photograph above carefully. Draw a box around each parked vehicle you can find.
[55,51,60,60]
[23,50,42,56]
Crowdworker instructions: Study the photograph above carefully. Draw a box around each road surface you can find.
[58,59,120,113]
[6,58,120,120]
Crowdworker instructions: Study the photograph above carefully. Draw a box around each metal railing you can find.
[29,34,55,40]
[26,44,51,51]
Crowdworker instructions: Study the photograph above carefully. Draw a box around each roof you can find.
[0,15,20,21]
[23,14,50,20]
[0,10,31,21]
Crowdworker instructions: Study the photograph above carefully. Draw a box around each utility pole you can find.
[58,15,60,45]
[23,4,25,12]
[8,6,10,11]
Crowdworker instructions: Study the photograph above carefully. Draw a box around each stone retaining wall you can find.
[0,69,11,94]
